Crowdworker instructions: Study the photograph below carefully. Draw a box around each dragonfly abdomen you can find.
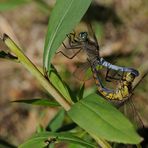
[91,64,132,101]
[99,58,139,77]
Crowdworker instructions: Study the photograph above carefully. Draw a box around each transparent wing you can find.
[94,64,122,90]
[73,62,93,81]
[87,23,100,51]
[119,98,144,129]
[105,68,126,82]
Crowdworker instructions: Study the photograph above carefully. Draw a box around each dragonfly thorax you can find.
[84,46,98,62]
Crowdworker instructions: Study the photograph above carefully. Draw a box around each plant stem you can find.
[92,134,112,148]
[133,60,148,90]
[3,34,71,111]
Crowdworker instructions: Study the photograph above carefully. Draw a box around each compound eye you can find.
[79,32,88,41]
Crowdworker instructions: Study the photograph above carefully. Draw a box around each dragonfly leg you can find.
[105,68,119,82]
[113,70,123,80]
[117,70,126,81]
[105,69,124,82]
[122,70,126,80]
[62,42,81,49]
[68,35,82,47]
[56,33,82,59]
[56,48,82,59]
[67,31,76,38]
[66,33,75,42]
[105,68,112,82]
[66,31,80,45]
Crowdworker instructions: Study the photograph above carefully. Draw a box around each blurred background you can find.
[0,0,147,147]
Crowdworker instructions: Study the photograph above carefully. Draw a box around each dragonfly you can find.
[57,30,139,84]
[59,29,143,128]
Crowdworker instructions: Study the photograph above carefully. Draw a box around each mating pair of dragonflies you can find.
[0,27,142,126]
[57,27,139,104]
[57,27,143,127]
[0,29,139,103]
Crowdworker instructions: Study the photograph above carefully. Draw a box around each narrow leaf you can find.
[43,0,92,71]
[68,143,86,148]
[48,109,65,132]
[77,83,85,100]
[36,124,46,133]
[48,65,73,104]
[34,0,51,14]
[0,38,18,61]
[13,99,60,107]
[68,93,142,144]
[19,132,96,148]
[0,0,30,11]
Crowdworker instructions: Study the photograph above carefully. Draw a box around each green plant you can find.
[0,0,143,148]
[0,0,50,13]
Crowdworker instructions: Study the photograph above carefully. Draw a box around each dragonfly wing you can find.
[73,62,93,81]
[106,68,125,82]
[120,98,144,129]
[87,23,100,51]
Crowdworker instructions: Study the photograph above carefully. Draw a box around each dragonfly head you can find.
[78,32,88,42]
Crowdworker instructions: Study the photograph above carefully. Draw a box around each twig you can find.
[132,60,148,90]
[3,34,71,111]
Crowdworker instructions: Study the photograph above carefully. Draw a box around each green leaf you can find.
[48,65,73,104]
[0,0,30,11]
[68,143,86,148]
[19,132,97,148]
[0,34,18,61]
[48,109,65,132]
[83,86,96,98]
[36,124,46,133]
[56,123,77,132]
[12,99,60,107]
[19,137,46,148]
[77,83,85,100]
[68,93,142,144]
[34,0,51,14]
[43,0,92,71]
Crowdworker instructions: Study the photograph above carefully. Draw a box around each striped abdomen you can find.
[91,64,136,101]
